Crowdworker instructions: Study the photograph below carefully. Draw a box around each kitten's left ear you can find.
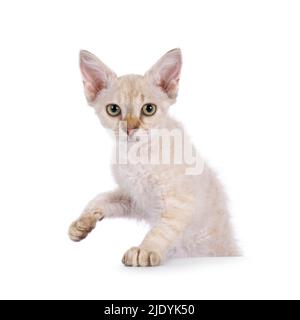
[79,50,117,105]
[145,48,182,99]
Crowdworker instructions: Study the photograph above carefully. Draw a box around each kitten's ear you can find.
[145,48,182,99]
[79,50,117,104]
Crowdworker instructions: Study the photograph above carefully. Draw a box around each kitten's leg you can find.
[69,189,131,242]
[122,195,193,267]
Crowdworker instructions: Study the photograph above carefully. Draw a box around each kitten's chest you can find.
[112,163,164,222]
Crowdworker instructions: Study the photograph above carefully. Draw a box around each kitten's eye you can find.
[106,104,121,117]
[142,103,157,116]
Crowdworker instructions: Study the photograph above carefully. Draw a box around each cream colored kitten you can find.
[68,49,239,266]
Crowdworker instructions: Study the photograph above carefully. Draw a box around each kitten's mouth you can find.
[127,128,135,136]
[114,123,149,142]
[113,128,139,141]
[127,130,141,142]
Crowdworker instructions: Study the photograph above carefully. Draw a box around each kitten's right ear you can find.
[79,50,117,105]
[145,48,182,100]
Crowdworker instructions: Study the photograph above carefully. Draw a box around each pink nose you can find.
[127,128,135,135]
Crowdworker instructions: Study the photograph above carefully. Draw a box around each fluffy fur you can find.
[69,49,239,266]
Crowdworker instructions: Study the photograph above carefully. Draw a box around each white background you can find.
[0,0,299,300]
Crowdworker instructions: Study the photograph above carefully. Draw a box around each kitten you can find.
[68,49,239,266]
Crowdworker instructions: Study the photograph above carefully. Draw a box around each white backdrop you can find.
[0,0,300,300]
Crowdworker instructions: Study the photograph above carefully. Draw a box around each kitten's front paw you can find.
[122,247,162,267]
[68,211,103,242]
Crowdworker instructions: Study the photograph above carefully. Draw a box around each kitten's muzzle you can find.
[127,128,136,136]
[125,115,140,136]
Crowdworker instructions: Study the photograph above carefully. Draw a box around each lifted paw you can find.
[68,211,103,242]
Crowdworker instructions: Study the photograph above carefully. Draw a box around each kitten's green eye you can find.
[142,103,157,116]
[106,104,121,117]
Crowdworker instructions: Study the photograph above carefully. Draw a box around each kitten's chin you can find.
[127,135,140,143]
[113,130,141,143]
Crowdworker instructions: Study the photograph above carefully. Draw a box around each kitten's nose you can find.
[127,128,135,136]
[125,114,140,136]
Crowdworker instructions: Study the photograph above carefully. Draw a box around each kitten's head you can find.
[79,49,182,136]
